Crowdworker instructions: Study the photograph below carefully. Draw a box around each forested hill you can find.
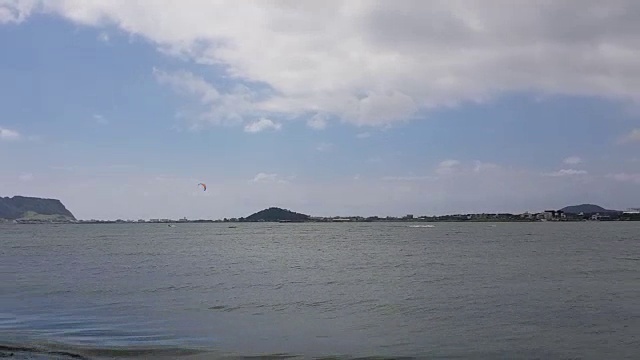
[0,196,76,220]
[244,207,310,222]
[559,204,620,214]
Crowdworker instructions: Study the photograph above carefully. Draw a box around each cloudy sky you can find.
[1,0,639,220]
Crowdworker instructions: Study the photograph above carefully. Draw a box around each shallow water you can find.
[1,222,639,359]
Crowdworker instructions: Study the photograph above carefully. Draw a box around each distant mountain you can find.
[244,207,310,222]
[560,204,619,214]
[0,196,76,220]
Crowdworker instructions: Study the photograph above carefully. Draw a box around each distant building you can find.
[624,208,640,214]
[538,210,565,221]
[543,210,555,221]
[591,213,611,221]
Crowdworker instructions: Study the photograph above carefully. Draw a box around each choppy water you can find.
[1,222,639,359]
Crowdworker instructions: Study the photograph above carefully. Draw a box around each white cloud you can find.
[18,173,33,181]
[250,172,290,184]
[382,175,436,181]
[93,114,108,125]
[545,169,588,177]
[439,159,460,167]
[244,118,281,133]
[307,114,327,130]
[0,126,20,140]
[618,128,640,144]
[356,132,371,139]
[563,156,583,165]
[251,172,277,182]
[7,1,640,128]
[0,0,36,23]
[436,159,461,175]
[153,68,219,105]
[473,160,500,173]
[153,68,266,128]
[98,31,109,43]
[386,160,501,180]
[607,173,640,184]
[316,142,334,152]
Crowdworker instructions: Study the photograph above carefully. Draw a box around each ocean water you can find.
[1,222,639,359]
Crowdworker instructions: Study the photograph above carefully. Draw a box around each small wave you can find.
[1,345,88,359]
[207,305,245,312]
[192,353,418,360]
[0,342,420,360]
[408,225,435,228]
[1,342,207,359]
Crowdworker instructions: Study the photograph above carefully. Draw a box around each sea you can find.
[1,222,638,359]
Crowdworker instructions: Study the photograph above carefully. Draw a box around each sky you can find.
[1,0,639,220]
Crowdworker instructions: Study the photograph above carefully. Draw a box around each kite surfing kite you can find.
[198,183,207,191]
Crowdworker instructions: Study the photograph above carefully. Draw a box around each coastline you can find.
[3,197,638,224]
[3,217,639,224]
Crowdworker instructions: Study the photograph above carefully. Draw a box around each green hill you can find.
[0,196,76,221]
[244,207,310,222]
[560,204,619,214]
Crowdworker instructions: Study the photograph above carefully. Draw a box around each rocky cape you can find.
[0,196,76,221]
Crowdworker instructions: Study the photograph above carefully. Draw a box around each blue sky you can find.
[1,1,639,220]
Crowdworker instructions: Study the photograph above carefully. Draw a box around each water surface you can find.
[1,222,639,358]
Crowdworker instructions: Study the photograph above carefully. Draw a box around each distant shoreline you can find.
[4,217,639,224]
[3,206,640,224]
[4,197,639,224]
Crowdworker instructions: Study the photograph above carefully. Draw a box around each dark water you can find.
[1,222,639,359]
